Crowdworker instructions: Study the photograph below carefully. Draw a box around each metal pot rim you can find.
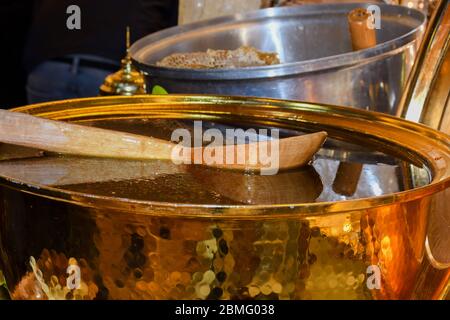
[130,3,426,80]
[1,95,449,219]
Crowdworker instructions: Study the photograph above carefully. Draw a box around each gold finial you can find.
[99,27,147,96]
[126,26,131,52]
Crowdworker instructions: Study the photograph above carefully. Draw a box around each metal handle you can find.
[398,0,450,134]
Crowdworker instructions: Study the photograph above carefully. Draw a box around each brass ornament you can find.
[99,27,146,96]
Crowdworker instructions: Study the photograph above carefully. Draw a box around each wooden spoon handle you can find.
[0,109,327,172]
[0,109,175,160]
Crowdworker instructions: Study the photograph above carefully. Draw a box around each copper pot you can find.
[0,95,449,300]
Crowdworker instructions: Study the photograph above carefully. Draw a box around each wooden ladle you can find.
[0,109,327,172]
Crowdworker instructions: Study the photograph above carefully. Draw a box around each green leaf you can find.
[152,85,169,95]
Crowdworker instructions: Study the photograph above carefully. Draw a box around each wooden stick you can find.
[347,8,377,51]
[0,109,327,173]
[332,8,378,196]
[332,162,364,197]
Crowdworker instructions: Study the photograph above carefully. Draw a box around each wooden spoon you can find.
[0,109,327,173]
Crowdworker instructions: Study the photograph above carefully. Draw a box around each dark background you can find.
[0,0,178,109]
[0,1,33,108]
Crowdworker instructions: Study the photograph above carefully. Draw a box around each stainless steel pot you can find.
[131,3,426,114]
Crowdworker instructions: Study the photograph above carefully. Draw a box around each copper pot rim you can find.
[1,94,449,219]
